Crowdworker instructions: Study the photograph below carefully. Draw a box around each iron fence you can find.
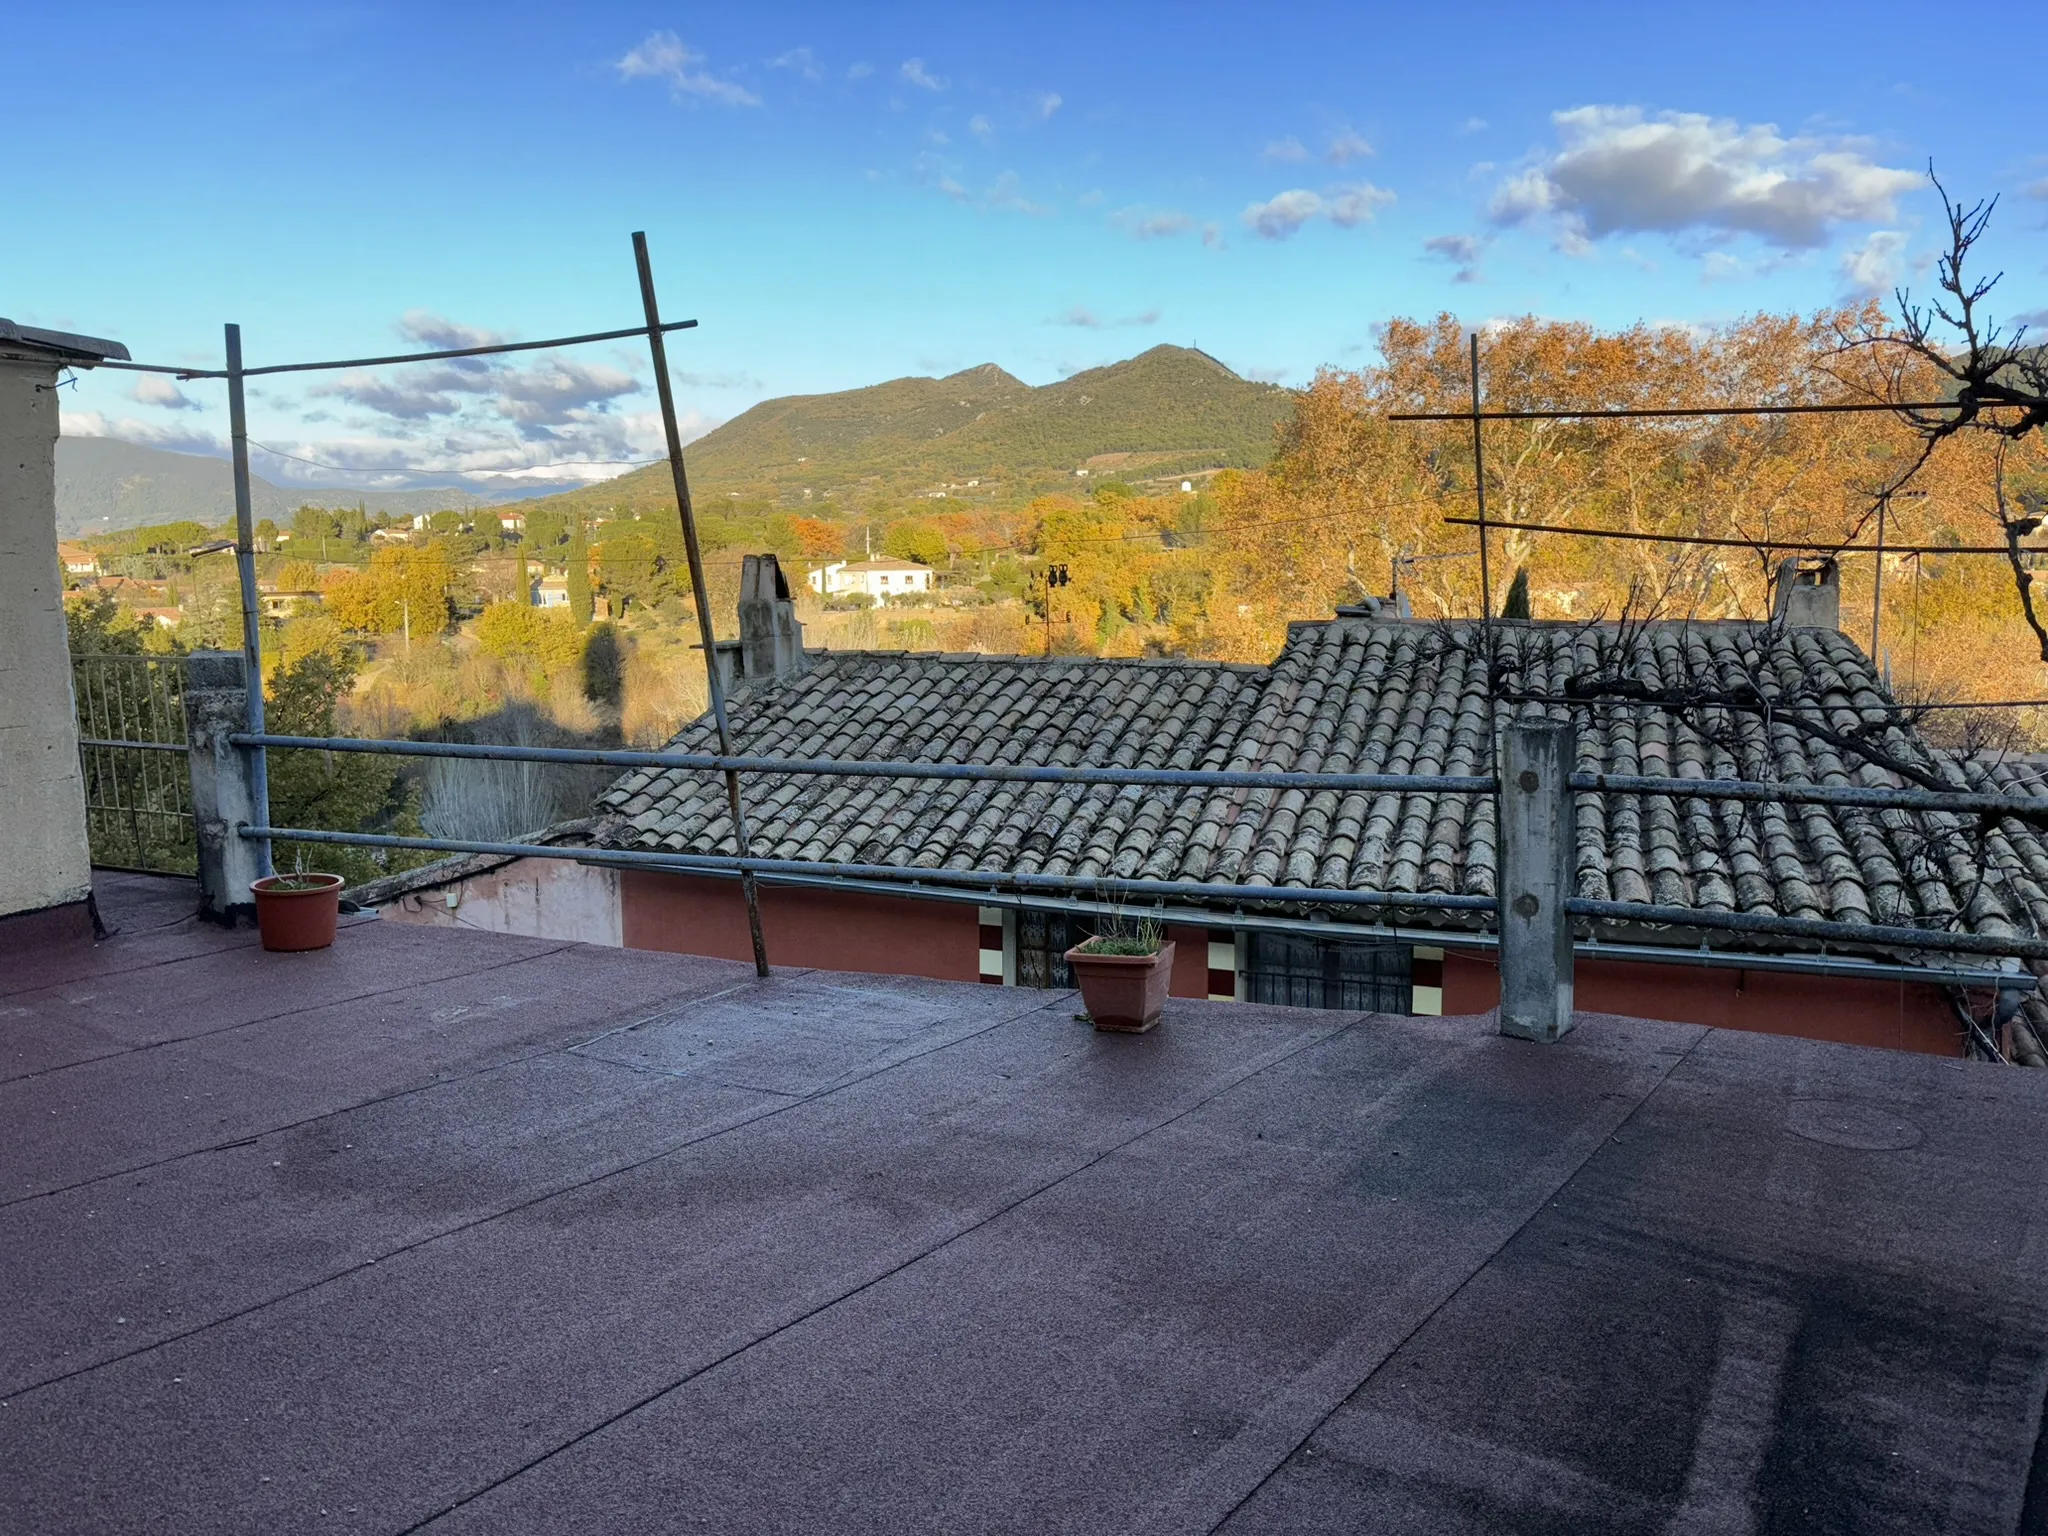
[70,655,195,875]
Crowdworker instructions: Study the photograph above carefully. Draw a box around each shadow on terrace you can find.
[5,871,2048,1535]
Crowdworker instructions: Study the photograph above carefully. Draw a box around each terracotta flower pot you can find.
[1064,940,1176,1033]
[251,873,345,952]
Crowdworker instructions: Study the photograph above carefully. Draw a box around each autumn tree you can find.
[882,518,948,566]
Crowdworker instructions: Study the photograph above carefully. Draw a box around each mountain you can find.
[519,345,1294,519]
[54,438,510,537]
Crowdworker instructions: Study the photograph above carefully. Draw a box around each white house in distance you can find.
[807,558,934,602]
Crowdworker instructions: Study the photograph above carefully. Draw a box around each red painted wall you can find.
[621,875,1962,1057]
[1440,949,1961,1056]
[622,872,980,983]
[1166,926,1211,999]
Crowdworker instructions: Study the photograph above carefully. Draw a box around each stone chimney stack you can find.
[735,553,810,684]
[1772,556,1841,631]
[0,319,128,934]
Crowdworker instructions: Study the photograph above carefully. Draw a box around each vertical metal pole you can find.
[632,231,770,978]
[224,324,274,879]
[1470,331,1492,628]
[1870,489,1887,668]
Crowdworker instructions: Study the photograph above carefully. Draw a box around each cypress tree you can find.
[1502,567,1532,620]
[567,519,593,626]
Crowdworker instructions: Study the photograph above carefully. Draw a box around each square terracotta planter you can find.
[1064,940,1175,1033]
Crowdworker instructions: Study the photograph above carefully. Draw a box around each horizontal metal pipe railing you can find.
[239,826,1501,913]
[1570,771,2044,818]
[1565,897,2048,961]
[244,825,2048,962]
[77,736,188,754]
[229,732,1501,796]
[221,733,2048,819]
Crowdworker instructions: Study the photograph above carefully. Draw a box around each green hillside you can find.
[526,344,1293,519]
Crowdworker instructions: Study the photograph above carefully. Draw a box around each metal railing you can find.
[70,655,196,875]
[220,727,2048,965]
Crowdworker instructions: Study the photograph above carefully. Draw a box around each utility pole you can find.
[1041,562,1069,656]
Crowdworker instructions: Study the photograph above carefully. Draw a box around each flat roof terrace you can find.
[4,874,2048,1534]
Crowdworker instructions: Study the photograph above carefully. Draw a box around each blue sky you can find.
[7,2,2044,496]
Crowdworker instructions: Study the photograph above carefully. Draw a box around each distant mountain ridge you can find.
[519,344,1294,519]
[57,345,1295,535]
[54,438,508,537]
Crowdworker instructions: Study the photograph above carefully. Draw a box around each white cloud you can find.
[1033,91,1062,119]
[968,113,993,140]
[900,57,946,91]
[1112,206,1195,240]
[1052,305,1160,329]
[1244,189,1324,239]
[1244,183,1392,239]
[397,310,503,354]
[1325,181,1395,227]
[1326,130,1373,165]
[616,31,759,107]
[1264,136,1309,163]
[1459,117,1488,135]
[846,61,873,80]
[770,46,822,81]
[1488,105,1918,250]
[1700,250,1745,283]
[2025,179,2048,200]
[2012,309,2048,330]
[985,171,1049,216]
[131,375,200,411]
[1201,222,1224,249]
[61,411,224,457]
[937,175,970,202]
[1424,233,1483,283]
[1839,229,1908,295]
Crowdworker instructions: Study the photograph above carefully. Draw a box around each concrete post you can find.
[1499,719,1576,1042]
[0,351,93,926]
[185,651,264,923]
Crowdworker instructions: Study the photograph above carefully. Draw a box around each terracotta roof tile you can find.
[596,621,2048,954]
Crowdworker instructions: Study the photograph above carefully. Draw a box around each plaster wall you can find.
[379,857,622,946]
[0,356,91,918]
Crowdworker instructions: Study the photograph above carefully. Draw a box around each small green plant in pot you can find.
[250,858,346,953]
[1065,914,1175,1033]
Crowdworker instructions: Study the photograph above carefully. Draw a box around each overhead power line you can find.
[1441,516,2039,559]
[1388,397,2009,422]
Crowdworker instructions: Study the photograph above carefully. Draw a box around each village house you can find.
[533,570,570,608]
[806,556,934,603]
[359,554,2046,1061]
[56,541,100,577]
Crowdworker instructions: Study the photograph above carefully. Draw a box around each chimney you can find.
[1771,556,1841,631]
[734,553,810,684]
[0,319,128,934]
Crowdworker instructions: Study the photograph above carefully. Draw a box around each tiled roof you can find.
[597,620,2046,954]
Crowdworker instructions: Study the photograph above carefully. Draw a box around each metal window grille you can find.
[1244,932,1413,1015]
[71,655,196,875]
[1015,909,1100,989]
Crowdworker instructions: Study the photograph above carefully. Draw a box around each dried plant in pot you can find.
[250,870,346,952]
[1064,915,1174,1033]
